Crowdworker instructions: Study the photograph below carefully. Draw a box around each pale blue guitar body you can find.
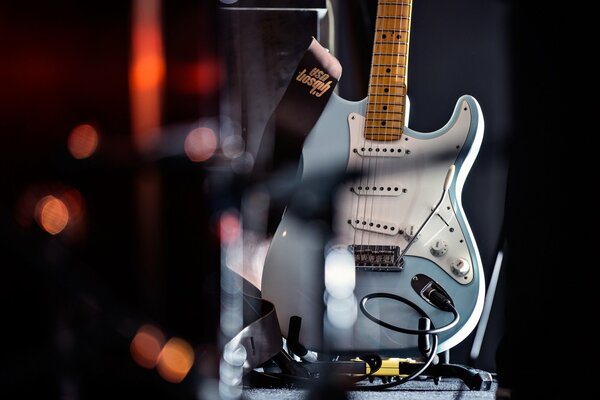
[262,92,485,356]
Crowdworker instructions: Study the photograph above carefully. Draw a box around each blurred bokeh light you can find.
[67,124,99,159]
[130,324,165,369]
[184,127,217,162]
[157,337,195,383]
[219,211,241,245]
[35,195,70,235]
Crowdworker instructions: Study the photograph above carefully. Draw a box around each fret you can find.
[365,129,403,134]
[378,1,411,5]
[367,117,403,121]
[377,16,410,20]
[367,104,405,111]
[374,41,408,45]
[375,29,409,32]
[376,19,410,30]
[364,133,403,141]
[367,112,404,118]
[371,67,405,76]
[367,103,404,109]
[369,84,406,87]
[366,130,404,135]
[369,92,406,98]
[372,64,406,67]
[369,75,407,79]
[368,101,406,105]
[372,53,407,57]
[367,93,406,97]
[373,45,409,54]
[370,56,409,65]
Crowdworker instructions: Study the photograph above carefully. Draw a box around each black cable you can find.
[359,292,459,335]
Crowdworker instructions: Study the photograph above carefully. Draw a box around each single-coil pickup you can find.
[353,146,409,158]
[350,185,405,196]
[348,218,399,236]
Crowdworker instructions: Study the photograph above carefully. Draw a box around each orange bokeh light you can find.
[35,195,70,235]
[184,127,218,162]
[157,337,195,384]
[131,54,165,92]
[131,324,165,369]
[68,124,99,159]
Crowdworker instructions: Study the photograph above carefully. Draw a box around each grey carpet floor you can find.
[244,379,497,399]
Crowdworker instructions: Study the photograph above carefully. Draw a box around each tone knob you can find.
[451,258,470,277]
[404,225,419,241]
[430,240,448,257]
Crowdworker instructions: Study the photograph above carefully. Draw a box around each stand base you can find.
[245,351,494,391]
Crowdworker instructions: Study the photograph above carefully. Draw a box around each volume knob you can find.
[451,258,470,277]
[430,240,448,257]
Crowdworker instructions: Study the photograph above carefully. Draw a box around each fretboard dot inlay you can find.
[381,121,386,126]
[384,88,389,93]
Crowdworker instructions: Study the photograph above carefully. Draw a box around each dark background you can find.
[0,0,590,398]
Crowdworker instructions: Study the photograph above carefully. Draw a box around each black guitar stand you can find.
[245,350,493,391]
[244,320,494,391]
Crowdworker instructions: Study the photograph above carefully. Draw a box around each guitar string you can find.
[368,0,406,260]
[366,0,399,254]
[393,0,409,258]
[353,0,382,253]
[363,0,388,251]
[363,0,392,252]
[353,0,407,260]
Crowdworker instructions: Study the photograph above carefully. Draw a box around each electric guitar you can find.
[262,0,484,356]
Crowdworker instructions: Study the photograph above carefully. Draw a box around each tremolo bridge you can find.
[351,245,403,272]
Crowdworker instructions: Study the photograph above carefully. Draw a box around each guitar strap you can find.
[255,37,342,175]
[227,39,342,374]
[224,292,283,375]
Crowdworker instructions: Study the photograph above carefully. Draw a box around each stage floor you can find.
[243,378,497,399]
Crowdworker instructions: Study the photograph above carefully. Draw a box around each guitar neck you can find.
[365,0,413,141]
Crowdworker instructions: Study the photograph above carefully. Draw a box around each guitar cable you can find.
[359,290,460,336]
[349,289,458,390]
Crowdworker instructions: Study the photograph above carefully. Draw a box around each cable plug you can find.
[426,289,454,312]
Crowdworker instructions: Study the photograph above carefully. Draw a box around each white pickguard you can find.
[335,105,474,285]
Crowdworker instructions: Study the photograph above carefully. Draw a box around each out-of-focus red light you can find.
[172,59,223,95]
[157,337,195,383]
[219,212,241,245]
[60,189,84,222]
[68,124,99,159]
[35,195,70,235]
[184,127,218,162]
[131,324,165,369]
